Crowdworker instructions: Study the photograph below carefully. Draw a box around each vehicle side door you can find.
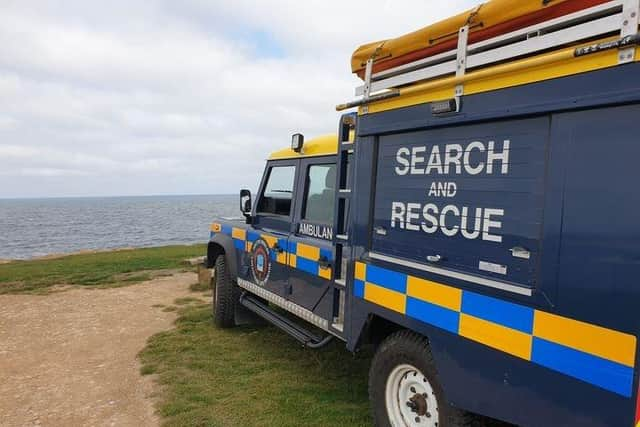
[287,156,337,318]
[242,159,298,298]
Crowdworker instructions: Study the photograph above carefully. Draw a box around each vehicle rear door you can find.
[370,116,551,296]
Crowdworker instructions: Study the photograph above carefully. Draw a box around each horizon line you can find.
[0,193,238,201]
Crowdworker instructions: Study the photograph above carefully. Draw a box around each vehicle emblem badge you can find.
[250,239,272,286]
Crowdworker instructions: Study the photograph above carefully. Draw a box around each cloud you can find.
[0,0,479,198]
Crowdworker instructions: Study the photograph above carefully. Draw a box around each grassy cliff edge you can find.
[0,244,206,294]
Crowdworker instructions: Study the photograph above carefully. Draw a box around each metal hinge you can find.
[455,25,469,106]
[361,57,375,116]
[619,0,640,63]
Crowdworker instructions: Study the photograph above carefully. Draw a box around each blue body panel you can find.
[347,63,640,426]
[372,116,549,288]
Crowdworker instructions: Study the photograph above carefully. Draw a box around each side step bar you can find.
[239,292,333,349]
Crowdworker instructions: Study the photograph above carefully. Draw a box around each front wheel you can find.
[369,330,474,427]
[213,254,237,328]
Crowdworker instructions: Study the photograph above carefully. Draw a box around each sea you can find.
[0,195,238,260]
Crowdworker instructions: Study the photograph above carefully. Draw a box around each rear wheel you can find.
[369,330,475,427]
[213,254,237,328]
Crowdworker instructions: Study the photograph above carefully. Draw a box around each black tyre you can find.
[213,254,237,328]
[369,330,475,427]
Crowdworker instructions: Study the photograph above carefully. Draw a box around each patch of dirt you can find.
[0,272,205,427]
[109,268,183,283]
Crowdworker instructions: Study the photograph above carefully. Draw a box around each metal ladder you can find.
[330,113,357,334]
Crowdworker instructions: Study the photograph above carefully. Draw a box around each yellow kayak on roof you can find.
[351,0,611,78]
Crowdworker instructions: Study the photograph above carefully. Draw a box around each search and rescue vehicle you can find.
[207,0,640,425]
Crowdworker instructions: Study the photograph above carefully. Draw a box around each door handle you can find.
[272,243,285,253]
[374,226,388,236]
[318,255,331,269]
[427,255,442,263]
[510,246,531,260]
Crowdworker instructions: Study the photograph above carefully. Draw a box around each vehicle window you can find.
[303,164,336,224]
[258,165,296,216]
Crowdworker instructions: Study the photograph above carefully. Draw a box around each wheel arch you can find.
[350,312,411,352]
[207,234,238,279]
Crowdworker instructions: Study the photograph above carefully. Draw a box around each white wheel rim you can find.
[385,364,439,427]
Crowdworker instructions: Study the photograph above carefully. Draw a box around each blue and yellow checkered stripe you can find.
[210,223,332,279]
[286,241,333,279]
[354,262,638,398]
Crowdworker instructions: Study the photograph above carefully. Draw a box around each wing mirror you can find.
[240,189,252,222]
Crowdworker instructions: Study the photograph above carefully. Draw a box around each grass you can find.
[189,281,211,292]
[139,303,372,427]
[0,244,206,294]
[174,297,204,305]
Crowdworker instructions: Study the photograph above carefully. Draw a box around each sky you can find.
[0,0,479,198]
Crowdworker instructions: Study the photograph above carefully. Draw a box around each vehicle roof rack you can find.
[338,0,639,111]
